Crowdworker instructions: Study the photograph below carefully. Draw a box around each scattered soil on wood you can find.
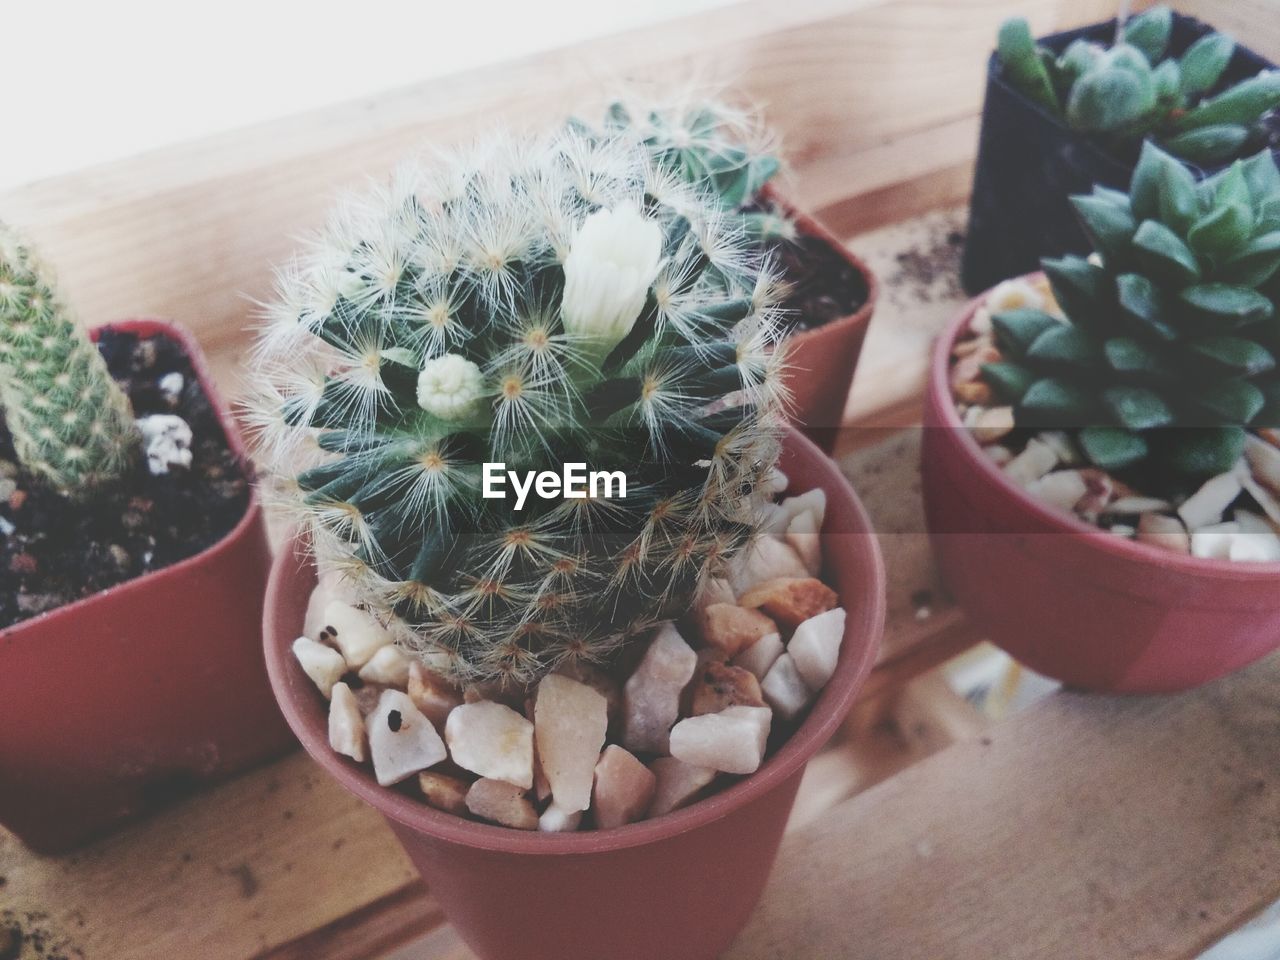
[0,328,251,630]
[0,910,82,960]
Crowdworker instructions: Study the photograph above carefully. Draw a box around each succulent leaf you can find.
[1161,124,1251,165]
[1123,6,1173,65]
[1173,71,1280,131]
[1080,426,1149,470]
[984,144,1280,487]
[1178,32,1235,98]
[995,9,1273,165]
[999,18,1061,113]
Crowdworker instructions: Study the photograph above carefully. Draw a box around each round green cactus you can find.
[583,99,794,245]
[997,6,1280,165]
[251,127,789,685]
[0,222,139,498]
[982,142,1280,488]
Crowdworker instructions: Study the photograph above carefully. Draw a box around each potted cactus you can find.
[257,124,885,960]
[963,5,1280,293]
[0,224,291,852]
[926,143,1280,693]
[580,99,879,452]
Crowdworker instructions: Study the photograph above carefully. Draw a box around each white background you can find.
[0,0,733,191]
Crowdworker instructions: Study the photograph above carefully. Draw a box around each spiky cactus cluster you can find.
[580,100,794,245]
[982,143,1280,487]
[251,127,788,685]
[0,222,139,498]
[999,6,1280,165]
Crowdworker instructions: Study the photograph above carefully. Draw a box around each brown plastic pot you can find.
[264,424,885,960]
[766,185,879,454]
[0,319,293,853]
[922,287,1280,693]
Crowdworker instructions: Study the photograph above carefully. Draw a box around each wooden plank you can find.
[728,651,1280,960]
[0,0,1141,360]
[0,421,973,960]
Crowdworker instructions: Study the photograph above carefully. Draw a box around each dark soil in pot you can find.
[0,327,250,628]
[746,200,870,333]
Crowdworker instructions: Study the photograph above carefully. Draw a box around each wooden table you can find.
[3,2,1279,957]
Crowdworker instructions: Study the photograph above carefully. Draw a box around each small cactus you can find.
[0,222,139,498]
[982,143,1280,488]
[250,127,789,685]
[582,99,794,245]
[998,6,1280,165]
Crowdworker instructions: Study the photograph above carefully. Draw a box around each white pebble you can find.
[445,701,535,789]
[1191,522,1241,560]
[648,756,717,818]
[732,631,784,681]
[779,488,827,531]
[292,636,346,699]
[535,674,608,812]
[986,277,1045,314]
[368,689,447,786]
[158,371,185,400]
[1004,439,1058,486]
[788,607,846,691]
[622,623,698,755]
[1025,470,1089,512]
[760,653,813,721]
[727,536,809,595]
[136,414,193,475]
[328,682,366,762]
[323,600,393,669]
[785,509,822,576]
[1179,471,1244,531]
[1229,512,1280,563]
[358,644,412,687]
[669,706,772,776]
[538,804,584,833]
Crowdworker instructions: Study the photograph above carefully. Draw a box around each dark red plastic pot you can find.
[0,319,293,853]
[264,424,885,960]
[923,289,1280,693]
[767,186,879,454]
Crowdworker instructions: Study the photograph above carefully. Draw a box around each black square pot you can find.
[961,12,1280,295]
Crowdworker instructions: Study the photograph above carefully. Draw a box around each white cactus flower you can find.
[417,353,484,420]
[560,202,663,356]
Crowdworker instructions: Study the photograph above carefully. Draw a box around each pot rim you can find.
[932,280,1280,580]
[264,423,886,855]
[760,183,879,350]
[0,317,262,641]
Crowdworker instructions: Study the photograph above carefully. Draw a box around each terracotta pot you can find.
[767,185,879,454]
[0,319,293,852]
[922,289,1280,693]
[264,424,886,960]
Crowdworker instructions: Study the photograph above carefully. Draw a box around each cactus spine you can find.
[0,222,139,498]
[251,127,788,685]
[584,99,794,245]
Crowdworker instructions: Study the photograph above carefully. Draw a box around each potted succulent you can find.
[581,99,880,452]
[963,4,1280,293]
[0,223,292,852]
[255,123,885,960]
[926,142,1280,693]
